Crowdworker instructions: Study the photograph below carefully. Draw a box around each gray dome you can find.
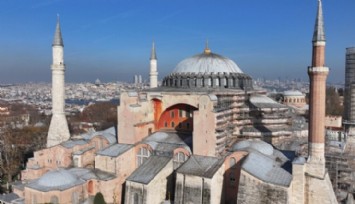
[283,90,304,97]
[37,169,79,187]
[173,52,243,74]
[233,139,273,156]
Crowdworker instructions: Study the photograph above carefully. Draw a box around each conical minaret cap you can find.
[312,0,326,42]
[53,15,64,46]
[150,41,157,60]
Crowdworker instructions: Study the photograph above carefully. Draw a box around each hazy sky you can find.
[0,0,354,84]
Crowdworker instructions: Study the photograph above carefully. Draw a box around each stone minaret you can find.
[307,0,329,177]
[47,16,70,147]
[149,41,158,88]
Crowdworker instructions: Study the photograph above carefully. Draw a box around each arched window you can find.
[72,192,79,204]
[134,193,139,204]
[173,152,188,169]
[73,157,79,167]
[179,109,183,117]
[171,121,175,128]
[32,195,37,204]
[171,111,175,118]
[230,157,237,169]
[88,180,94,194]
[50,196,59,204]
[137,147,151,167]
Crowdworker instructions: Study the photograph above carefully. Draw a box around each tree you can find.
[0,129,22,183]
[326,87,343,116]
[68,102,117,134]
[93,192,106,204]
[0,126,47,183]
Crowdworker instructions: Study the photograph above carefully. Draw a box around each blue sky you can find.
[0,0,354,84]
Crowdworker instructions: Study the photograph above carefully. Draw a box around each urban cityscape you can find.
[0,0,354,203]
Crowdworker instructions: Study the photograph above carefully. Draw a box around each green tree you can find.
[94,192,106,204]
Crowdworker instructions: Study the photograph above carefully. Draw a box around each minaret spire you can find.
[53,14,64,46]
[150,41,157,60]
[149,41,158,88]
[312,0,325,43]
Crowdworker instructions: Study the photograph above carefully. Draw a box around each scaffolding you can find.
[326,141,355,200]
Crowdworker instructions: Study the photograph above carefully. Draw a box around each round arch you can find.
[156,103,197,132]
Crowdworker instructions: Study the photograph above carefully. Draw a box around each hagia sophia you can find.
[3,0,339,203]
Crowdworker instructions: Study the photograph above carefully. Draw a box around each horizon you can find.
[0,0,354,84]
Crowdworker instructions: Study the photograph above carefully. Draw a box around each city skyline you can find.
[0,0,354,84]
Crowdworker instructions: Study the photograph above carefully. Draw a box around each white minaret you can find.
[47,16,70,147]
[149,41,158,88]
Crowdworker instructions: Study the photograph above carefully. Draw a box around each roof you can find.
[96,143,133,157]
[283,90,304,97]
[68,168,116,181]
[81,126,117,144]
[176,155,223,178]
[233,139,293,187]
[142,131,192,156]
[0,193,19,203]
[172,51,243,74]
[27,169,85,192]
[61,139,88,148]
[53,16,64,46]
[127,156,171,184]
[249,95,286,109]
[26,168,116,192]
[313,0,326,42]
[73,146,95,155]
[61,127,117,149]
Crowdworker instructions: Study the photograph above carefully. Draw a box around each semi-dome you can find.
[173,51,243,74]
[37,169,80,188]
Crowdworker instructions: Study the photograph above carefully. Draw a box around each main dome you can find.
[161,46,253,90]
[172,51,243,74]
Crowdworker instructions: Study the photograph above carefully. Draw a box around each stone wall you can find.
[125,159,173,204]
[174,163,224,204]
[237,170,289,204]
[305,173,337,204]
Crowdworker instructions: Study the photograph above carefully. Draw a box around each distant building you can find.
[281,90,307,109]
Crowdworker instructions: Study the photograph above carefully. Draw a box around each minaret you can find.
[307,0,329,177]
[149,41,158,88]
[47,16,70,147]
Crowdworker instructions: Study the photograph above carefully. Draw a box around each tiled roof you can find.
[176,155,223,178]
[96,143,133,157]
[127,156,171,184]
